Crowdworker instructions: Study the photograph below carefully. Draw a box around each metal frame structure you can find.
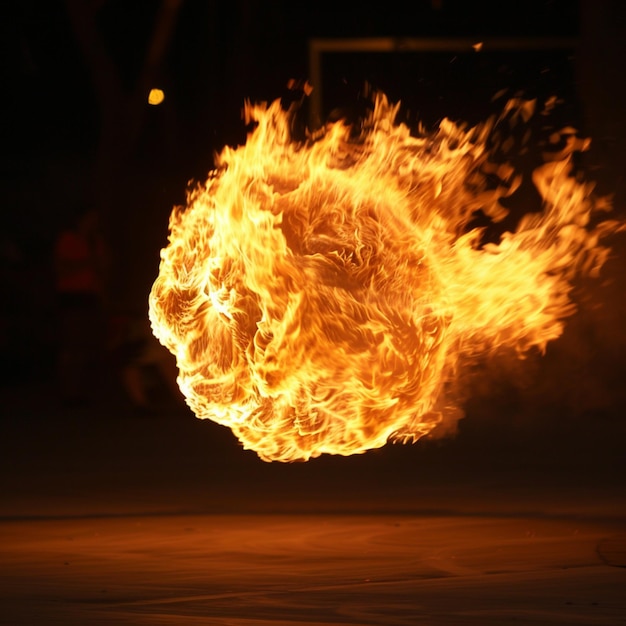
[307,37,578,127]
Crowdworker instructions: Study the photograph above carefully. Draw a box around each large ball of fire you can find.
[149,93,621,462]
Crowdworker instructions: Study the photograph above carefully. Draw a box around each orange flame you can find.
[149,93,621,461]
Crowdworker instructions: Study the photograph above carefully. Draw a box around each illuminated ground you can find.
[2,512,624,626]
[1,388,624,625]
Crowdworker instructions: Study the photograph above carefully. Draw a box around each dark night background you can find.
[0,0,625,516]
[2,8,626,625]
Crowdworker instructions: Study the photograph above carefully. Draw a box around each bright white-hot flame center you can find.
[149,93,620,462]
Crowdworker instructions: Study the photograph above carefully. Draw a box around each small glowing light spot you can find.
[472,42,484,52]
[148,89,165,105]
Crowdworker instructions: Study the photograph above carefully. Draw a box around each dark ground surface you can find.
[1,372,625,625]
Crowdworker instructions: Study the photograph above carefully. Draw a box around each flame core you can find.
[149,93,620,462]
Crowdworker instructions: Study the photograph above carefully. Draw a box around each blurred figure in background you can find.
[108,308,186,415]
[53,207,109,406]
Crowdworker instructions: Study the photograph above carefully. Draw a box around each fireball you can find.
[149,92,620,461]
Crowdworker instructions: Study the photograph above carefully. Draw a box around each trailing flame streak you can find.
[149,94,620,461]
